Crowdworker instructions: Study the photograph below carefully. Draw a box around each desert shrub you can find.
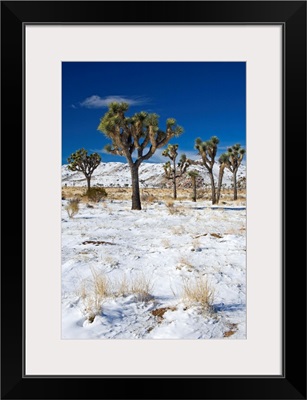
[86,187,107,202]
[182,275,214,313]
[65,198,80,218]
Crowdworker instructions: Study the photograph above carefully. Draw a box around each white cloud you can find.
[79,95,149,109]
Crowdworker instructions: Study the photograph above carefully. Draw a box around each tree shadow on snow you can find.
[212,303,246,312]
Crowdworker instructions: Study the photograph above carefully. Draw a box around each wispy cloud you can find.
[78,95,149,109]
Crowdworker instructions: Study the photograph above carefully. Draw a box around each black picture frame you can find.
[1,1,306,399]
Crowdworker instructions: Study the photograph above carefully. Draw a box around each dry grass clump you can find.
[141,192,157,203]
[129,273,154,302]
[196,188,213,200]
[182,275,214,313]
[79,267,111,323]
[114,272,154,302]
[177,256,194,271]
[161,238,171,248]
[65,198,80,218]
[165,201,187,216]
[165,200,175,212]
[192,237,201,250]
[171,225,186,235]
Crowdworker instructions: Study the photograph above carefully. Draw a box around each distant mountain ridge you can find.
[61,161,246,189]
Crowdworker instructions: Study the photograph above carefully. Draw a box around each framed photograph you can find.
[1,1,306,399]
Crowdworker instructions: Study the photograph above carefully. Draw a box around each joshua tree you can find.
[67,148,101,190]
[97,102,183,210]
[225,144,246,200]
[195,136,219,204]
[216,153,229,204]
[188,170,199,202]
[162,144,190,199]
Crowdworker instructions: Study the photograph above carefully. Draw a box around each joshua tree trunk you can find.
[216,166,225,204]
[131,165,142,210]
[192,177,197,202]
[233,170,237,200]
[86,176,91,191]
[172,159,177,199]
[209,170,216,204]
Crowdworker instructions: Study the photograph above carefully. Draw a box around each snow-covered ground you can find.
[62,198,246,340]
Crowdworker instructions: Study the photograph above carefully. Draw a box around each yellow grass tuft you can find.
[182,275,214,312]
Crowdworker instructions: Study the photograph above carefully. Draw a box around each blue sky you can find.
[62,62,246,165]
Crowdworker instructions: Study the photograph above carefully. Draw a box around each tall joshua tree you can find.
[226,144,246,200]
[97,102,183,210]
[67,148,101,190]
[195,136,219,204]
[216,153,229,204]
[162,144,190,199]
[188,170,199,202]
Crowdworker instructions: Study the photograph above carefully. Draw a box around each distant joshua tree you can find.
[162,144,190,199]
[195,136,219,204]
[216,153,229,204]
[67,148,101,190]
[226,144,246,200]
[188,170,199,202]
[97,102,183,210]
